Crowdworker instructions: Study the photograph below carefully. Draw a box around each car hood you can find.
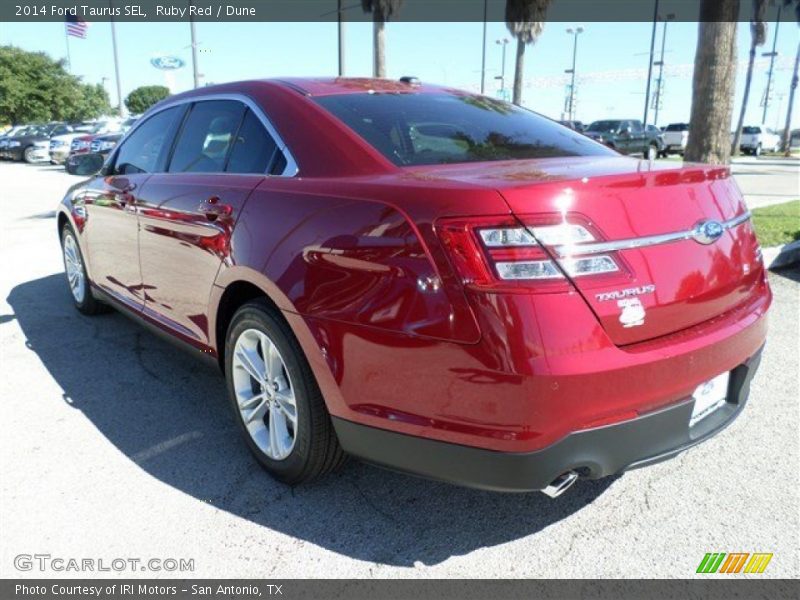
[11,135,48,143]
[51,133,85,143]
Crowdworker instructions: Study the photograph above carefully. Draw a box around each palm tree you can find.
[781,39,799,155]
[780,0,799,155]
[731,0,768,156]
[684,0,740,164]
[361,0,404,78]
[505,0,551,105]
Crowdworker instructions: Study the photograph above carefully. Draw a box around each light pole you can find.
[337,0,346,76]
[188,1,200,88]
[480,0,488,94]
[643,0,659,126]
[652,13,674,127]
[761,3,782,124]
[565,27,583,121]
[495,38,510,99]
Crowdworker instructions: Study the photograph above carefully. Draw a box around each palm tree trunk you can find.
[684,0,739,165]
[373,18,386,78]
[782,40,799,156]
[731,36,759,156]
[512,37,525,105]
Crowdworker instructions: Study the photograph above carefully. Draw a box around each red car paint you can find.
[58,78,770,485]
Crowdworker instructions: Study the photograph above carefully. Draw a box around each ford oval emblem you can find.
[692,219,725,245]
[150,55,186,71]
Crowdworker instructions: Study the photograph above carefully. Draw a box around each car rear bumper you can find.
[333,347,763,492]
[29,148,49,161]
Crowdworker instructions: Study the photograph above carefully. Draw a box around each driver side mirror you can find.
[66,152,105,176]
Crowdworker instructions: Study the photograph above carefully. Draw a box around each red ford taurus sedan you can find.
[58,78,770,496]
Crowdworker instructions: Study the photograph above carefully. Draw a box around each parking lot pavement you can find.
[0,161,798,579]
[728,156,799,210]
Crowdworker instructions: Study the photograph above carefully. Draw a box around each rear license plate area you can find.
[690,372,730,427]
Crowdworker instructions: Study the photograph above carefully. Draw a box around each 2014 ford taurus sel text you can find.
[58,78,770,496]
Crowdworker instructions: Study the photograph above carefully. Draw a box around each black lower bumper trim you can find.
[332,347,763,492]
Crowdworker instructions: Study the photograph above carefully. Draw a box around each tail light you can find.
[436,214,625,293]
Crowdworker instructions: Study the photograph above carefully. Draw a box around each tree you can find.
[782,40,799,154]
[0,45,111,124]
[780,0,800,154]
[124,85,170,114]
[505,0,551,105]
[65,84,112,122]
[0,46,72,123]
[361,0,404,78]
[731,0,768,156]
[684,1,740,164]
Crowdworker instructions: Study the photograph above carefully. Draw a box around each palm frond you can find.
[361,0,404,21]
[505,0,550,44]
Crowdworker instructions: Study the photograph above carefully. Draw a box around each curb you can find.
[762,246,784,269]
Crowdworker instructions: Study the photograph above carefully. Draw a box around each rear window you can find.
[587,120,622,133]
[316,92,612,166]
[665,123,689,131]
[742,126,761,134]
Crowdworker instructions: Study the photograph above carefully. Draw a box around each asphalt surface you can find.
[0,160,798,579]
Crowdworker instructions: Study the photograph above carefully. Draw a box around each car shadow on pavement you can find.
[8,274,615,567]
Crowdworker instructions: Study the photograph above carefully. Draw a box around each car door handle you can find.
[198,196,232,220]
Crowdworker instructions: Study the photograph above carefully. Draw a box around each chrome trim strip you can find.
[554,211,751,257]
[118,92,299,177]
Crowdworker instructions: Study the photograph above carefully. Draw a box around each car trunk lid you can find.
[417,157,764,346]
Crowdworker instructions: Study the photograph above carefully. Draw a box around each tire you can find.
[60,224,106,315]
[23,146,36,163]
[646,144,658,160]
[224,299,345,485]
[754,144,762,157]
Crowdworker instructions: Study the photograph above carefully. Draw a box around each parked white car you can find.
[739,125,781,156]
[49,120,121,164]
[662,123,690,155]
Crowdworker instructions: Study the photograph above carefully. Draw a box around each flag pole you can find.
[64,25,72,73]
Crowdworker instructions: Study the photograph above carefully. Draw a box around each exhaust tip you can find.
[541,471,579,498]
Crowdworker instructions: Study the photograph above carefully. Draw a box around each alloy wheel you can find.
[63,233,86,304]
[231,328,298,460]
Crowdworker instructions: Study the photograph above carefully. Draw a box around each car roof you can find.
[269,77,441,97]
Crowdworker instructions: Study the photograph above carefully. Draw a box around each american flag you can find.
[65,15,89,39]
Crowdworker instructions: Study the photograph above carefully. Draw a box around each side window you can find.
[114,107,182,175]
[168,101,244,173]
[631,121,644,133]
[226,109,280,174]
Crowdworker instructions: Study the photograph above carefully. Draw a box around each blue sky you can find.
[2,13,798,129]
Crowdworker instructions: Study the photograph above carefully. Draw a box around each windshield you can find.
[742,126,761,134]
[665,123,689,131]
[22,126,45,136]
[587,120,622,133]
[315,92,613,166]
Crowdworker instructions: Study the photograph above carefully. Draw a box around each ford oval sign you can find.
[692,219,725,245]
[150,55,186,71]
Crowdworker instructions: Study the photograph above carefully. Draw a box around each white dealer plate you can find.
[690,371,730,427]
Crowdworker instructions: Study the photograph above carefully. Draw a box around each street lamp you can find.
[565,27,584,121]
[651,13,675,127]
[495,38,510,99]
